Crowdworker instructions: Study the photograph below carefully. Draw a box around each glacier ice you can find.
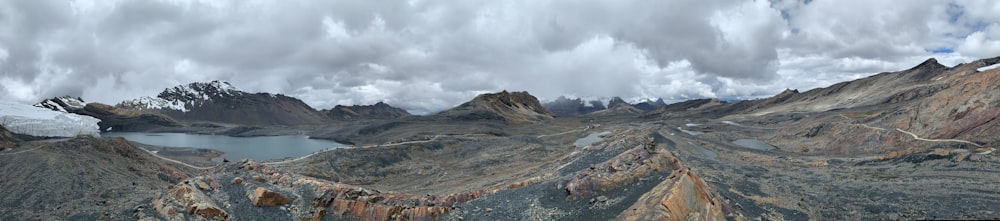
[0,101,101,138]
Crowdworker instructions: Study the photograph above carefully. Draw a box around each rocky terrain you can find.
[0,135,199,220]
[1,57,998,220]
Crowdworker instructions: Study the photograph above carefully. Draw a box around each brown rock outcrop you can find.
[249,187,292,207]
[0,125,17,149]
[155,183,229,220]
[564,142,683,199]
[617,168,727,221]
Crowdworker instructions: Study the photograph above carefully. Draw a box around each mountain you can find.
[543,96,606,117]
[633,98,667,111]
[322,102,411,121]
[117,81,327,125]
[737,58,957,115]
[34,96,87,113]
[438,91,554,123]
[589,96,644,115]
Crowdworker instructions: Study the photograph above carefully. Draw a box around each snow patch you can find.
[0,101,101,137]
[721,121,741,126]
[46,100,67,112]
[57,97,86,109]
[977,63,1000,72]
[119,96,189,112]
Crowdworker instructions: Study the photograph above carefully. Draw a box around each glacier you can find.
[0,101,101,138]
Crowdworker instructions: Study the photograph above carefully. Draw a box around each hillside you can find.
[438,90,554,123]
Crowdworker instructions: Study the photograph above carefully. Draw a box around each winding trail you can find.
[895,128,983,147]
[134,145,217,170]
[536,128,583,138]
[0,145,43,156]
[0,140,217,170]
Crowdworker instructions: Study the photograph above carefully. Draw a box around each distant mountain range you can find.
[7,56,1000,220]
[29,56,1000,135]
[34,81,413,131]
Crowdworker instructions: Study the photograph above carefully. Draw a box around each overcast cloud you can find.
[1,0,998,114]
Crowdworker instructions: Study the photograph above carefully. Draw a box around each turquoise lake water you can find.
[103,132,347,161]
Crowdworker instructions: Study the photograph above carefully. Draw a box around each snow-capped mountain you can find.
[0,100,101,137]
[118,81,243,112]
[116,81,328,125]
[34,96,87,113]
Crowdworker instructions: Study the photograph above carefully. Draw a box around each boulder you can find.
[249,187,291,207]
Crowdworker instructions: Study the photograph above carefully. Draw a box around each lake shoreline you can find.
[103,132,346,161]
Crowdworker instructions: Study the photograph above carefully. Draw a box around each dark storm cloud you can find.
[1,0,998,114]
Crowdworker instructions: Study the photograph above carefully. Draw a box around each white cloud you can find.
[957,28,1000,58]
[0,0,997,114]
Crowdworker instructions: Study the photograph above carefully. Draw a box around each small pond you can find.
[575,131,611,148]
[102,132,347,161]
[731,139,776,151]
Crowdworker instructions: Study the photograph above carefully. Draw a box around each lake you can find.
[575,131,611,148]
[731,139,776,151]
[102,132,347,161]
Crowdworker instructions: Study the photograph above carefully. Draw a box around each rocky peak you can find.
[116,81,327,125]
[118,81,246,112]
[907,58,947,72]
[442,90,553,123]
[607,97,630,109]
[34,96,87,113]
[776,89,799,97]
[470,91,553,115]
[157,80,245,102]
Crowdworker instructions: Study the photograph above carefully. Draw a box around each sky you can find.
[1,0,998,114]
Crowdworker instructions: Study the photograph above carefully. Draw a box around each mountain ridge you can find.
[117,81,328,125]
[323,101,411,121]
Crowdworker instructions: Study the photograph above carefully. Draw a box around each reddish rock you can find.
[155,184,229,220]
[251,175,267,183]
[249,187,291,207]
[617,168,726,221]
[564,144,682,199]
